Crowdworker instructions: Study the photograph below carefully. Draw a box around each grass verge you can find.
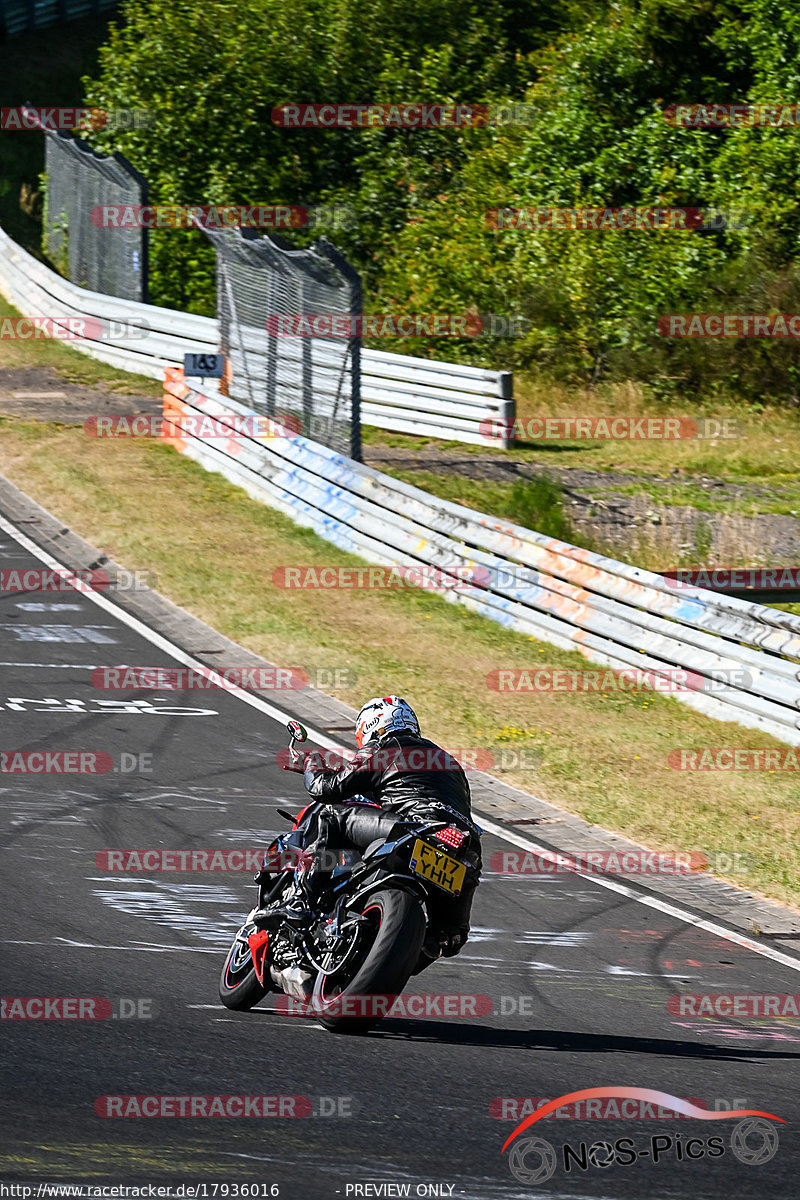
[0,296,162,395]
[0,413,797,910]
[364,373,800,485]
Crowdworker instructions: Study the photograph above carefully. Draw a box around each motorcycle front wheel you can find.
[218,926,268,1010]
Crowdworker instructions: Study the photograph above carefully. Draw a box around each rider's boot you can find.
[258,857,332,930]
[270,876,315,928]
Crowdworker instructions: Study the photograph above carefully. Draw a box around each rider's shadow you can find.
[365,1021,800,1062]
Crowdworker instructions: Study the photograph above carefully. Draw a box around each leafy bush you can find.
[78,0,800,403]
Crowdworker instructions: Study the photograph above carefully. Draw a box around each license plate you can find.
[409,838,467,895]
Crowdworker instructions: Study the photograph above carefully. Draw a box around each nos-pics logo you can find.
[501,1087,783,1185]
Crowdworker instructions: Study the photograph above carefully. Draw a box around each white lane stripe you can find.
[0,511,343,741]
[2,511,799,976]
[0,661,102,668]
[475,816,800,974]
[15,603,83,611]
[1,938,218,953]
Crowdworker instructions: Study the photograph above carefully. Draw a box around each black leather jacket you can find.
[303,732,473,822]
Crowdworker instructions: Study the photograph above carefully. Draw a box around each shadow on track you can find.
[363,1021,800,1061]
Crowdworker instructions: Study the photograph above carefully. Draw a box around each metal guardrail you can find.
[360,347,513,447]
[163,370,800,747]
[0,223,215,375]
[2,220,798,741]
[0,222,513,445]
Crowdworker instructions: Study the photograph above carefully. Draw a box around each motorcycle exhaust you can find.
[270,964,314,998]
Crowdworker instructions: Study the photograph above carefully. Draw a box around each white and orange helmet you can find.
[355,696,420,749]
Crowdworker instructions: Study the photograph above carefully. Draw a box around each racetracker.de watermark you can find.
[663,103,800,126]
[84,414,300,439]
[2,997,153,1020]
[488,207,704,231]
[478,416,742,442]
[279,746,491,771]
[271,102,536,127]
[92,666,305,690]
[94,1095,327,1118]
[1,567,155,593]
[0,317,149,341]
[277,994,494,1019]
[90,203,357,231]
[487,206,751,232]
[278,745,541,772]
[488,849,743,874]
[0,751,152,775]
[1,106,153,131]
[664,567,800,591]
[668,994,800,1018]
[90,665,357,691]
[95,846,485,873]
[668,748,800,770]
[264,313,528,337]
[92,205,306,230]
[658,314,800,337]
[486,667,754,693]
[491,1096,752,1120]
[95,848,309,872]
[271,564,537,591]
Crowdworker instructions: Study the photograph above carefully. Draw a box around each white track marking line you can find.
[3,510,799,976]
[1,937,218,953]
[474,816,800,973]
[14,603,83,611]
[0,511,343,739]
[0,661,103,668]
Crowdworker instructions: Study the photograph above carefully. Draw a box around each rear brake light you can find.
[432,825,467,849]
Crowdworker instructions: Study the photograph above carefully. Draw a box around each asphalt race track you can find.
[1,516,798,1199]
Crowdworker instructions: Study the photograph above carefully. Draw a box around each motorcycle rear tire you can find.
[311,888,426,1034]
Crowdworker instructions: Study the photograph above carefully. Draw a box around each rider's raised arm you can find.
[303,745,382,802]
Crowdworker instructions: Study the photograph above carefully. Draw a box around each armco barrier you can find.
[163,370,800,746]
[0,223,215,377]
[360,346,513,446]
[228,329,512,447]
[0,223,513,446]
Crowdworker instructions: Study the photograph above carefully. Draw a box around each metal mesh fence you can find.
[43,126,148,302]
[201,226,361,460]
[0,0,119,39]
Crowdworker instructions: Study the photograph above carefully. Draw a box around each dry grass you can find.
[365,372,800,485]
[0,296,162,394]
[512,374,800,479]
[0,414,798,909]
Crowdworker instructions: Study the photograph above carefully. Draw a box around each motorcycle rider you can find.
[275,696,481,963]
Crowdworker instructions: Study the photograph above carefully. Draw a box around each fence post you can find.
[114,151,149,304]
[498,370,515,448]
[318,237,362,462]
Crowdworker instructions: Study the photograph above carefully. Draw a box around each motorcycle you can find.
[219,720,481,1033]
